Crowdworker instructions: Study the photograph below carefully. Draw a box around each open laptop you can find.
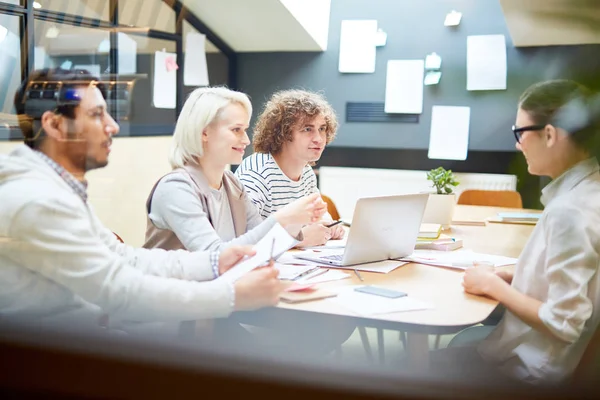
[294,193,429,266]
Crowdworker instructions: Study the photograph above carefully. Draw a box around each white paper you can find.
[374,29,387,47]
[425,52,442,70]
[293,251,408,273]
[444,10,462,26]
[74,64,101,77]
[184,32,209,86]
[338,20,378,73]
[400,249,517,270]
[428,105,470,161]
[118,33,137,75]
[299,238,348,250]
[467,35,507,91]
[330,286,432,316]
[153,51,176,109]
[276,253,322,267]
[297,269,350,284]
[384,60,424,114]
[220,224,300,282]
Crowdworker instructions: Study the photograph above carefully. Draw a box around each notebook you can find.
[418,223,442,239]
[415,236,463,251]
[488,212,541,225]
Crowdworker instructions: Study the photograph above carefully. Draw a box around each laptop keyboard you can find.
[322,254,344,261]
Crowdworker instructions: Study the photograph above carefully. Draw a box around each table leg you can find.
[405,332,430,370]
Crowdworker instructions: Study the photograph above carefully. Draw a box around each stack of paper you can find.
[329,286,432,316]
[415,236,463,251]
[400,249,517,270]
[297,270,350,284]
[220,224,299,282]
[495,212,541,224]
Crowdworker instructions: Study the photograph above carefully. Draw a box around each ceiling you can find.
[179,0,328,52]
[500,0,600,46]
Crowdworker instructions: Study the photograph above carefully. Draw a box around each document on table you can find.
[220,224,299,282]
[329,286,432,316]
[300,238,348,250]
[400,249,517,270]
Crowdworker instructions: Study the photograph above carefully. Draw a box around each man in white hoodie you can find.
[0,68,290,337]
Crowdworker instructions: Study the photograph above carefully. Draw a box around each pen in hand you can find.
[326,220,343,228]
[269,238,275,264]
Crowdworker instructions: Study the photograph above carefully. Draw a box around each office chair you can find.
[457,190,523,209]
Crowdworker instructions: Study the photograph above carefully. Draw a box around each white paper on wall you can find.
[384,59,425,114]
[153,51,176,109]
[428,106,471,160]
[184,32,209,86]
[118,33,137,75]
[466,34,507,91]
[338,20,378,73]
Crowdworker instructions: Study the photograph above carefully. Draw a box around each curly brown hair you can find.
[252,89,338,154]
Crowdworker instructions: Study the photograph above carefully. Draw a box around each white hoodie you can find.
[0,145,234,330]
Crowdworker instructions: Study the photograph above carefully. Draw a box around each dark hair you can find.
[253,89,338,155]
[13,68,105,149]
[519,79,599,150]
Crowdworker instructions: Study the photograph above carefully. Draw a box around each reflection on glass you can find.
[0,13,22,134]
[182,20,229,89]
[117,35,177,136]
[1,0,22,5]
[119,0,175,33]
[34,19,111,75]
[35,0,109,21]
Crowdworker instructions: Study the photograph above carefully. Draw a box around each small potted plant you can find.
[422,167,460,229]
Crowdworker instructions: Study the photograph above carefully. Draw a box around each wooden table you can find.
[262,205,540,368]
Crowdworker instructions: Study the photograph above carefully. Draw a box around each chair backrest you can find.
[321,194,340,221]
[457,190,523,208]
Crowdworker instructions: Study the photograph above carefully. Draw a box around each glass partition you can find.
[0,13,22,139]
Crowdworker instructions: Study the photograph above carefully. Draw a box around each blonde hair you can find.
[169,87,252,169]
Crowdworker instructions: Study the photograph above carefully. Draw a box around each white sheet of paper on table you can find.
[330,286,433,316]
[428,105,471,161]
[291,252,408,274]
[384,59,425,114]
[401,249,517,270]
[184,32,209,86]
[275,263,318,280]
[338,20,378,73]
[153,51,176,109]
[466,34,507,91]
[220,224,299,282]
[300,237,348,250]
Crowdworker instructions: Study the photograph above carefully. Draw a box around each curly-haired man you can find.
[235,89,344,247]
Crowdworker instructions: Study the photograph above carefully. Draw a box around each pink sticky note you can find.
[285,283,316,292]
[165,56,178,72]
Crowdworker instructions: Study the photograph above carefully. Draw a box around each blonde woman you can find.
[144,87,326,253]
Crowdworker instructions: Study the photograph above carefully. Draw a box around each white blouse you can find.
[478,158,600,384]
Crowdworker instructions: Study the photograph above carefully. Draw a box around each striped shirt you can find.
[235,153,319,219]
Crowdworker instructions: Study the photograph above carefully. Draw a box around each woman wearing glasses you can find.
[435,80,600,385]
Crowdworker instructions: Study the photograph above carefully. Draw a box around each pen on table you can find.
[326,220,343,228]
[292,266,321,281]
[354,269,364,281]
[296,268,328,282]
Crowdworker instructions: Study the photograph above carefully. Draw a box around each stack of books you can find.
[415,235,463,251]
[418,223,442,240]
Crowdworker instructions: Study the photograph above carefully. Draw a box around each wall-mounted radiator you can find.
[318,166,517,220]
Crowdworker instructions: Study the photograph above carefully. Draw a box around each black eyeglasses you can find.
[511,124,546,143]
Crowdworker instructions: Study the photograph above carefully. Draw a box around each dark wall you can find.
[236,0,600,209]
